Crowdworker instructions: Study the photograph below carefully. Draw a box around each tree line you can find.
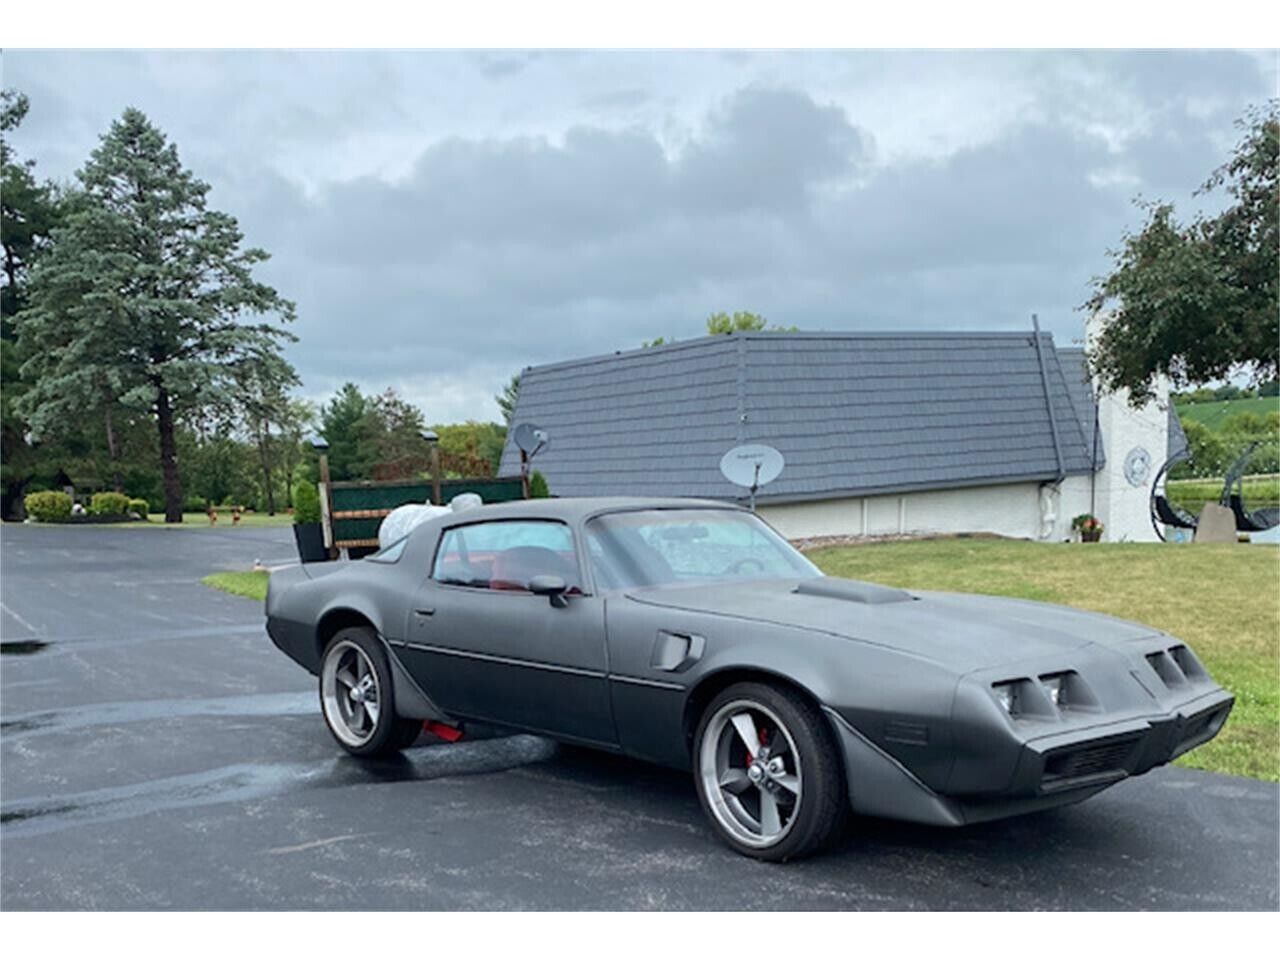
[1,92,509,521]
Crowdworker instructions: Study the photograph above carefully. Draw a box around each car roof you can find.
[437,496,745,525]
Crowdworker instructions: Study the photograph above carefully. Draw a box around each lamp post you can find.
[421,430,441,506]
[310,438,334,558]
[310,437,331,488]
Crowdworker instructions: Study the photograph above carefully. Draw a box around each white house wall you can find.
[762,476,1094,542]
[1092,387,1169,543]
[1085,314,1170,544]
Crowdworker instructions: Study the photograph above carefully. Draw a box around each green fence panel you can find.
[329,477,524,545]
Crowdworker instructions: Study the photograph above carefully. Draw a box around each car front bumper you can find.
[824,685,1235,828]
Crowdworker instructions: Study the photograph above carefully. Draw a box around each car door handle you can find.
[651,631,705,672]
[414,607,435,617]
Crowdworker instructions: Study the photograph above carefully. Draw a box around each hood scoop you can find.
[794,577,914,605]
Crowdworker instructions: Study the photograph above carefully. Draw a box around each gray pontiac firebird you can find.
[266,497,1233,860]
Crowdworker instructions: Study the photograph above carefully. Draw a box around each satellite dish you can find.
[513,423,549,455]
[720,444,784,510]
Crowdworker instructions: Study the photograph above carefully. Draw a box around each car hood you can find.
[625,577,1162,673]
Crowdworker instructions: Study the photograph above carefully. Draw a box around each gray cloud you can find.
[4,50,1271,421]
[580,88,651,112]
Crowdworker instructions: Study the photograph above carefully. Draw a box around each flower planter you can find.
[292,522,327,563]
[1081,529,1102,543]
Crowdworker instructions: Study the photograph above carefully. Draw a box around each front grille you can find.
[1042,735,1142,786]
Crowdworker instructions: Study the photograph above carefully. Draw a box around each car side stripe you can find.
[608,675,686,692]
[399,641,607,679]
[396,640,685,690]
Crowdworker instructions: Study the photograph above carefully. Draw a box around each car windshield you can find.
[585,509,821,590]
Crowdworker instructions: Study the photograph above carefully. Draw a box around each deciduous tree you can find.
[227,351,300,515]
[359,389,429,481]
[433,420,507,477]
[1086,102,1279,404]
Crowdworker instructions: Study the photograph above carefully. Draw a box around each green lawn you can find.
[125,511,295,528]
[1166,475,1280,514]
[202,570,270,600]
[203,539,1280,782]
[1177,396,1280,429]
[807,539,1279,782]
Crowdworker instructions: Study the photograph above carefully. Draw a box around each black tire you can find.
[319,626,422,757]
[693,681,846,861]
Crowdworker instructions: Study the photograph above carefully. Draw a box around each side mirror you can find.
[529,574,570,608]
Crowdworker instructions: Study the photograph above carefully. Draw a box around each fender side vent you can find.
[884,720,929,746]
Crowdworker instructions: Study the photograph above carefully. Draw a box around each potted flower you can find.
[1072,513,1104,543]
[292,480,327,563]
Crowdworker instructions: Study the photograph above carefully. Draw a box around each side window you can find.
[366,537,408,563]
[432,521,581,593]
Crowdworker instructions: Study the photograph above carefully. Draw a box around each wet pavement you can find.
[2,522,1278,910]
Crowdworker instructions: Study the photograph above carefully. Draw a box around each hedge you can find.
[89,491,131,516]
[24,490,73,522]
[292,480,322,524]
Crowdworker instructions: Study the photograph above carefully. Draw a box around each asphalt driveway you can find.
[2,522,1277,910]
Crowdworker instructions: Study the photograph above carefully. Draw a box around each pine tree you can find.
[496,373,521,427]
[320,382,370,481]
[17,108,295,521]
[1,89,64,519]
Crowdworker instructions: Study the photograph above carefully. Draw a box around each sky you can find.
[4,49,1276,423]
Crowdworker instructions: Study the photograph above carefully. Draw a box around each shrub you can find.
[292,480,322,524]
[529,470,550,499]
[24,490,72,522]
[89,491,131,516]
[127,498,150,517]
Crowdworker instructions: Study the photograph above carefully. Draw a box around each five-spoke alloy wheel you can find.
[320,626,422,756]
[694,682,846,860]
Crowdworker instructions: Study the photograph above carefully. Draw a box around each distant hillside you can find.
[1176,396,1280,431]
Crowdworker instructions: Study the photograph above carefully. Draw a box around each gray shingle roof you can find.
[1056,348,1104,469]
[500,330,1099,504]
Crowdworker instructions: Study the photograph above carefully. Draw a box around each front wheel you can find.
[693,682,846,861]
[319,627,422,756]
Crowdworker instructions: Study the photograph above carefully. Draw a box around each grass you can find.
[1166,475,1280,513]
[6,511,295,529]
[202,570,270,601]
[1176,396,1280,430]
[806,539,1279,782]
[122,511,295,528]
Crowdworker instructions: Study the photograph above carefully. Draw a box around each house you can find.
[498,324,1180,543]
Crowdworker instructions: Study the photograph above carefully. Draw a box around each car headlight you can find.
[991,681,1018,714]
[1040,673,1065,707]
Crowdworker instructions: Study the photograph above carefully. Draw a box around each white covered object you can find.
[449,492,482,512]
[377,493,485,549]
[378,504,450,549]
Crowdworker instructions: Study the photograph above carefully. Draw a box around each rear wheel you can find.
[693,682,845,861]
[319,627,421,756]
